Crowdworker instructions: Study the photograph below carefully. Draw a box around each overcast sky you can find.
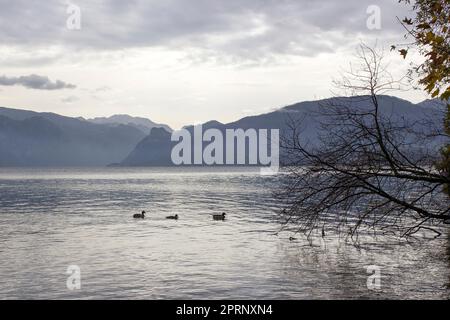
[0,0,426,128]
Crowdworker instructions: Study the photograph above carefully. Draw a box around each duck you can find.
[166,214,179,220]
[212,212,226,220]
[133,211,146,219]
[289,236,297,241]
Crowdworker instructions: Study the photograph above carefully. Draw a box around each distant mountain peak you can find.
[88,114,172,134]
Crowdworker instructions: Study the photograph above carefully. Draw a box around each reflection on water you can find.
[0,167,449,299]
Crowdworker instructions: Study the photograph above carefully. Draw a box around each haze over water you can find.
[0,167,449,299]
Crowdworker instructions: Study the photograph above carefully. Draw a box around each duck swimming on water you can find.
[166,214,179,220]
[212,213,226,220]
[133,211,146,219]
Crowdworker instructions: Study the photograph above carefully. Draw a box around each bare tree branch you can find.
[277,44,450,241]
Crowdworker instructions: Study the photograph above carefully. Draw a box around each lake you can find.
[0,167,449,299]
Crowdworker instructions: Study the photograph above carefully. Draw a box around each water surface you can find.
[0,167,449,299]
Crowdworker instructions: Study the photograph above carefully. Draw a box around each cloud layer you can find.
[0,0,423,129]
[0,74,76,90]
[0,0,410,60]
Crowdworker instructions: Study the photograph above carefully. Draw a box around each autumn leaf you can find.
[402,17,413,25]
[399,49,408,59]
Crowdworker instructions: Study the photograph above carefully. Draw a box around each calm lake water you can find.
[0,167,449,300]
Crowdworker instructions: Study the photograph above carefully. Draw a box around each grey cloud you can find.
[0,0,412,60]
[0,74,76,90]
[0,51,64,67]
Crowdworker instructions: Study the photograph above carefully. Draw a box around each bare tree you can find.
[277,44,450,241]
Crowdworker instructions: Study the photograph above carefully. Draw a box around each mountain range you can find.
[121,95,447,166]
[0,108,146,166]
[0,96,446,167]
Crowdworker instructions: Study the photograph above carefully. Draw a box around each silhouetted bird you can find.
[166,214,179,220]
[133,211,146,219]
[212,213,226,220]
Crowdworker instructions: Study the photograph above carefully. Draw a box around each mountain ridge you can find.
[0,106,148,166]
[0,95,446,167]
[120,95,447,167]
[89,114,172,135]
